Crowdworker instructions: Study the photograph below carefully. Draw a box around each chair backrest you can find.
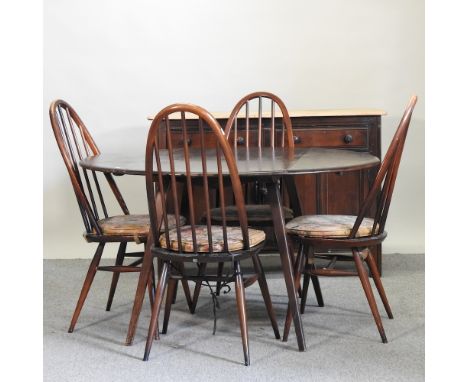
[350,95,418,238]
[49,100,129,235]
[145,103,250,253]
[224,91,294,149]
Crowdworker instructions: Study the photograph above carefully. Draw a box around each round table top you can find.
[80,147,380,177]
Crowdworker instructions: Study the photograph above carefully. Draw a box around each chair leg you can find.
[292,240,302,298]
[365,251,393,319]
[152,263,157,300]
[179,263,193,311]
[352,249,388,343]
[215,262,224,296]
[69,242,105,333]
[126,241,154,346]
[234,261,250,366]
[147,264,155,309]
[143,261,170,361]
[301,268,324,312]
[252,254,280,339]
[298,243,309,313]
[190,263,207,314]
[105,242,126,311]
[310,263,324,308]
[300,272,310,314]
[171,281,179,304]
[162,279,177,334]
[282,243,306,342]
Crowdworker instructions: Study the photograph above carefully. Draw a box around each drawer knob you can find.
[293,135,302,144]
[179,137,192,146]
[343,134,353,144]
[236,136,245,145]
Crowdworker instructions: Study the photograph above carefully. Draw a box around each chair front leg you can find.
[353,249,388,343]
[365,250,393,319]
[69,242,106,333]
[234,261,250,366]
[143,261,170,361]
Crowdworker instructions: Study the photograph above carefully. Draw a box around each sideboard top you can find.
[148,109,386,120]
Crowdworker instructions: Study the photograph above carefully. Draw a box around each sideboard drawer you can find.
[166,130,218,148]
[291,128,368,148]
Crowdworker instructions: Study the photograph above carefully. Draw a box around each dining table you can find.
[80,145,380,351]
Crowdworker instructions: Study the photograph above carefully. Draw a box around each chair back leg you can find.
[162,279,178,334]
[282,243,307,341]
[105,242,126,311]
[252,253,280,339]
[310,264,324,307]
[190,263,207,314]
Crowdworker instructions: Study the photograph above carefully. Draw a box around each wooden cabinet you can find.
[155,109,385,273]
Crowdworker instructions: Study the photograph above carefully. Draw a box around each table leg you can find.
[125,232,154,345]
[266,178,306,351]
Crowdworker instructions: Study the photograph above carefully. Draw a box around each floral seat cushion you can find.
[159,225,266,253]
[210,205,294,222]
[285,215,376,238]
[97,214,186,236]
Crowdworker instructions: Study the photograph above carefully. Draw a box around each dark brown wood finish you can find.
[282,96,418,344]
[145,106,385,273]
[200,91,296,305]
[49,100,152,334]
[142,103,280,365]
[80,125,381,353]
[81,147,379,176]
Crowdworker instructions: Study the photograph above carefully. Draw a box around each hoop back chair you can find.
[202,92,310,300]
[225,91,295,211]
[283,96,418,343]
[209,92,296,226]
[144,103,280,365]
[49,100,182,333]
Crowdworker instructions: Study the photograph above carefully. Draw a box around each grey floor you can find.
[44,253,424,382]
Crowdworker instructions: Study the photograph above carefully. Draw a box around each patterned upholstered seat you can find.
[285,215,376,238]
[210,204,294,222]
[159,225,266,252]
[97,214,185,236]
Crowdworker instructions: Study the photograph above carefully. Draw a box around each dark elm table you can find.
[81,147,380,351]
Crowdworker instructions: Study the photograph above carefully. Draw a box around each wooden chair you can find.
[282,96,418,343]
[222,91,295,223]
[143,103,280,365]
[49,100,186,333]
[192,92,323,310]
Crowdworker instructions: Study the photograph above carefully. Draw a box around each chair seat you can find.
[210,204,294,222]
[97,214,185,236]
[285,215,376,238]
[159,225,266,253]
